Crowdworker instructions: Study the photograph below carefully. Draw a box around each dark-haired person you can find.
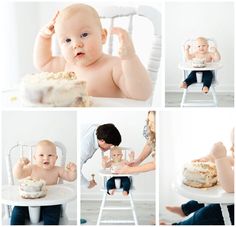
[80,123,122,189]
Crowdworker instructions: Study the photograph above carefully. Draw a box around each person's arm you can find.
[58,162,77,181]
[115,160,155,174]
[111,27,152,101]
[33,12,65,72]
[210,47,221,62]
[129,142,152,166]
[13,158,32,179]
[184,44,195,61]
[211,142,234,193]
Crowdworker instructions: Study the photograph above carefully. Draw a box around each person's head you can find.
[96,123,121,152]
[54,3,107,67]
[195,37,209,54]
[34,140,58,169]
[146,111,156,150]
[110,146,123,163]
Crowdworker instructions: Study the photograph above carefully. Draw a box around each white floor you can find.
[165,92,234,107]
[81,200,155,225]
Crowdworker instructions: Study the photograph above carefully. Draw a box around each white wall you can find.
[79,109,155,201]
[165,2,234,93]
[159,109,234,222]
[1,111,77,221]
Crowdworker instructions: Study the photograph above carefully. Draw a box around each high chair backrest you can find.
[52,5,161,101]
[6,141,66,185]
[101,146,133,161]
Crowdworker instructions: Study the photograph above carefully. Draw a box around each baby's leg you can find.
[166,206,186,217]
[41,205,61,225]
[10,206,29,225]
[121,177,131,196]
[182,71,197,87]
[106,177,116,195]
[202,71,213,93]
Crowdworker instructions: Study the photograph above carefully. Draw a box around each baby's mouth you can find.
[75,52,85,58]
[43,161,49,165]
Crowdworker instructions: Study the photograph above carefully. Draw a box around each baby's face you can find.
[196,39,209,54]
[111,149,123,163]
[34,144,58,170]
[55,11,106,67]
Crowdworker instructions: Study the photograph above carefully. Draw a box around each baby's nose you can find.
[74,40,84,49]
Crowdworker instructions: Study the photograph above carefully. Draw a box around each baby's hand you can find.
[40,11,59,39]
[66,162,77,172]
[18,157,30,167]
[210,47,217,53]
[210,142,227,159]
[184,44,191,51]
[111,27,136,59]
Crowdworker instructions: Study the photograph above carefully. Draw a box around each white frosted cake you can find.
[19,178,47,199]
[192,58,206,68]
[20,72,90,107]
[183,162,217,188]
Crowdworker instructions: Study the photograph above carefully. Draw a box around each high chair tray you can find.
[178,62,222,71]
[2,184,76,206]
[173,176,234,204]
[99,169,136,177]
[2,89,149,108]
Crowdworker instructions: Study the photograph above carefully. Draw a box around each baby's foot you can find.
[202,86,209,93]
[122,191,128,196]
[180,82,187,89]
[109,189,116,195]
[166,206,186,217]
[160,221,170,225]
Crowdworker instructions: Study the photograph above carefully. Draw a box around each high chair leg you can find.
[181,89,187,107]
[129,192,138,225]
[211,87,218,107]
[96,192,107,225]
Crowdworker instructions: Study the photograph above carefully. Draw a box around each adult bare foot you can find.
[180,82,187,88]
[166,206,186,217]
[202,86,209,93]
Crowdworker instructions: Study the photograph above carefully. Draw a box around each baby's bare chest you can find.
[31,168,59,185]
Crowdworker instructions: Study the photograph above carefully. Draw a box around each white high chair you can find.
[52,5,161,106]
[3,141,72,225]
[96,147,138,225]
[179,38,222,107]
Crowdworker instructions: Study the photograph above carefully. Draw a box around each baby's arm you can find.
[33,11,66,72]
[209,47,221,62]
[184,45,195,61]
[211,142,234,193]
[111,27,152,100]
[102,156,112,168]
[58,162,77,181]
[13,158,32,179]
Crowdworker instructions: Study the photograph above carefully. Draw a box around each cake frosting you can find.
[183,162,217,188]
[20,72,90,107]
[192,58,206,68]
[19,178,47,199]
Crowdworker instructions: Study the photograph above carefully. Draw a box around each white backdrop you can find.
[79,109,155,201]
[165,2,234,93]
[159,109,235,222]
[1,111,77,221]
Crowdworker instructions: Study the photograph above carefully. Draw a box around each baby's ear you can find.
[101,28,107,44]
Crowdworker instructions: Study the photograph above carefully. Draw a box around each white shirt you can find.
[80,124,99,187]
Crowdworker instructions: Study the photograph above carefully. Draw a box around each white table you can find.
[2,184,76,224]
[178,62,222,71]
[2,89,150,108]
[173,177,234,225]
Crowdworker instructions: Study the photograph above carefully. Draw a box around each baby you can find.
[180,37,221,93]
[102,147,134,196]
[33,3,152,100]
[11,140,77,225]
[161,129,234,225]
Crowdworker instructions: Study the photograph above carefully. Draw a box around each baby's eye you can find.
[80,32,88,38]
[65,38,71,43]
[48,154,52,157]
[40,154,44,157]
